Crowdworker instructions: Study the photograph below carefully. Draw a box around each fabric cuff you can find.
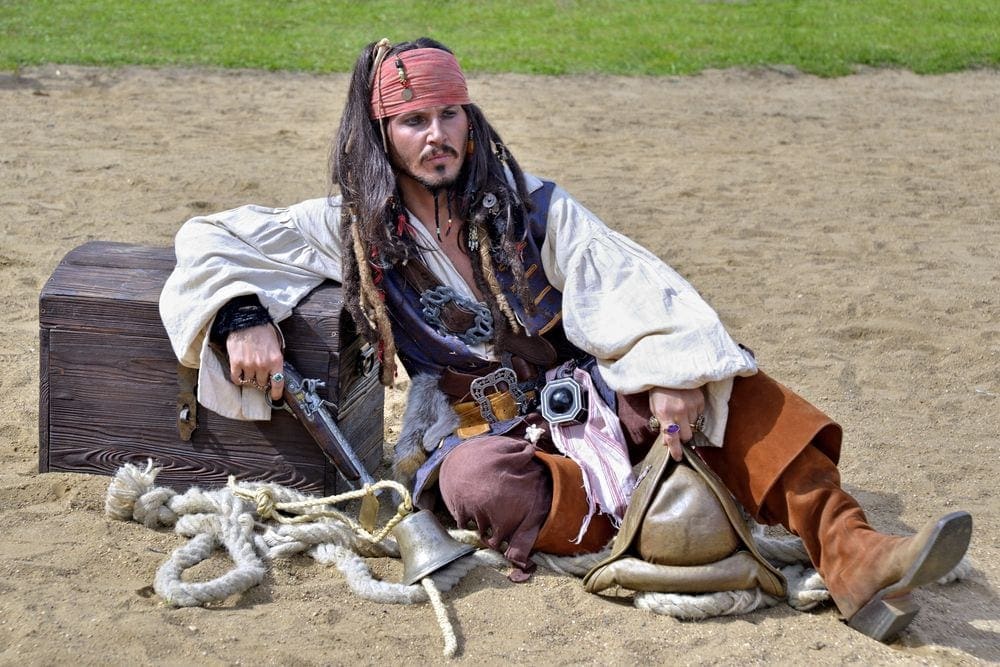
[208,294,272,345]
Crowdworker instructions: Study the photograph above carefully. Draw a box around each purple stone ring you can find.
[647,417,683,436]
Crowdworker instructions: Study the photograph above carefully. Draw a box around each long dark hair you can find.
[331,38,536,383]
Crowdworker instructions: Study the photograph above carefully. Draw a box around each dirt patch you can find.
[1,64,997,664]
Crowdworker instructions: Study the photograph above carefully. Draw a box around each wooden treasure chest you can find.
[38,241,384,495]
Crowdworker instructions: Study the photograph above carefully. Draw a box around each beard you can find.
[388,135,468,203]
[406,143,464,190]
[415,165,460,191]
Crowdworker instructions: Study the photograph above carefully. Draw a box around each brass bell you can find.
[393,509,476,585]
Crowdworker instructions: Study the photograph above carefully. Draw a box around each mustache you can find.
[420,144,459,161]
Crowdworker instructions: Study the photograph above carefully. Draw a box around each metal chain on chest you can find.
[419,285,494,345]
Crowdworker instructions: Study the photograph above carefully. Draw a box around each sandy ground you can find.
[0,64,997,665]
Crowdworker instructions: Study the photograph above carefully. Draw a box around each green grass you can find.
[2,1,998,76]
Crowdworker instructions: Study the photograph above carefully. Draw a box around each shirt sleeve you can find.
[538,184,757,446]
[159,196,345,419]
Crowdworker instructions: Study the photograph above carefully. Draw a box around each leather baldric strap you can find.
[439,357,540,400]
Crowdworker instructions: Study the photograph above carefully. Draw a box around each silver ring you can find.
[647,416,660,431]
[691,414,706,433]
[271,371,284,384]
[664,422,681,435]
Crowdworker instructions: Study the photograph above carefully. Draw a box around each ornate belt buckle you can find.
[469,367,526,423]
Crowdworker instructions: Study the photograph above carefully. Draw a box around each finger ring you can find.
[271,371,284,384]
[239,378,252,385]
[664,422,681,435]
[691,414,706,432]
[647,416,660,431]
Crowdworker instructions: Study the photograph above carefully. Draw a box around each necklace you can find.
[433,190,455,241]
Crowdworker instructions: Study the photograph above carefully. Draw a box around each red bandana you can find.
[369,48,471,120]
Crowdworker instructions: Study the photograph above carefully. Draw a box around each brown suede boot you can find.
[695,372,972,640]
[762,445,973,641]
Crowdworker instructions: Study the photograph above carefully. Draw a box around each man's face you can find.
[386,104,468,190]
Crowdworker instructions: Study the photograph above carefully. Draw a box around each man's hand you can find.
[649,386,706,461]
[226,324,285,401]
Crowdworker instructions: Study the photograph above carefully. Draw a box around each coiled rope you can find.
[105,460,470,657]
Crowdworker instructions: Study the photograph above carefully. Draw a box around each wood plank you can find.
[46,445,327,495]
[42,260,168,300]
[38,328,51,472]
[46,329,329,493]
[61,241,177,270]
[40,294,169,338]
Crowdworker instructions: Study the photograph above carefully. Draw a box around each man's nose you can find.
[426,117,445,144]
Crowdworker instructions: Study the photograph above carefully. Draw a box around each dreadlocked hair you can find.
[331,38,537,382]
[332,38,425,385]
[349,215,397,386]
[483,231,523,332]
[457,103,537,343]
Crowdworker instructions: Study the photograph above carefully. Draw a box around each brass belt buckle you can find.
[469,367,525,423]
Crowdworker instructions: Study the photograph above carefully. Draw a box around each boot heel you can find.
[847,593,919,642]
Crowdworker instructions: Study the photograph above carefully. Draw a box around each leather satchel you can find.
[582,438,786,597]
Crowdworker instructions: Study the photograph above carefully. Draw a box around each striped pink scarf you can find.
[546,365,635,543]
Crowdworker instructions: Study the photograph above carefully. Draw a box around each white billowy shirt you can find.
[159,173,757,446]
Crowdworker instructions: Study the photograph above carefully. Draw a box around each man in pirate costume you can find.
[160,37,972,640]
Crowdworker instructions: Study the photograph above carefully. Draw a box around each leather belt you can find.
[442,360,542,438]
[453,390,532,439]
[439,357,540,400]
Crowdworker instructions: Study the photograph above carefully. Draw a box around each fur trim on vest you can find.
[391,373,460,484]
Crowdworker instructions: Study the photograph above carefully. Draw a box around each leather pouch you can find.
[582,439,786,597]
